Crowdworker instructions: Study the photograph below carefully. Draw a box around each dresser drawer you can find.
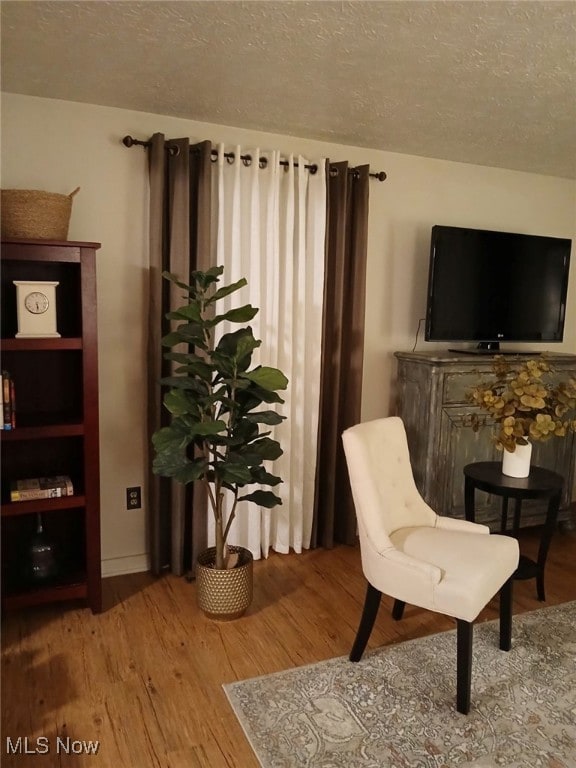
[443,371,486,404]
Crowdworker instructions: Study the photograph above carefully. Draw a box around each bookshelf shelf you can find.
[1,422,85,440]
[1,239,102,613]
[1,496,87,518]
[2,575,88,611]
[1,338,83,351]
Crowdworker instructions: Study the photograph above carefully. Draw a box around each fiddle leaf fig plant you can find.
[466,356,576,452]
[152,266,288,569]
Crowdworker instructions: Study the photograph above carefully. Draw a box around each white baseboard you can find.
[101,553,150,578]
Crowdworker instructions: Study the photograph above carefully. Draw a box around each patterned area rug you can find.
[224,602,576,768]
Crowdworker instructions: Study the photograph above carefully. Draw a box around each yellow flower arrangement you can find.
[466,356,576,452]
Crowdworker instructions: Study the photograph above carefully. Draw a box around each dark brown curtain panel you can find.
[312,162,370,548]
[148,134,213,575]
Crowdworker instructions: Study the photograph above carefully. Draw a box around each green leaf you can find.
[163,389,193,416]
[242,436,283,462]
[153,449,209,483]
[255,437,284,461]
[161,325,206,347]
[193,420,227,436]
[161,332,188,348]
[214,328,261,372]
[160,376,210,395]
[210,305,259,326]
[229,446,265,466]
[174,458,209,484]
[234,330,262,367]
[208,278,247,303]
[245,410,285,425]
[237,386,285,407]
[249,466,283,486]
[231,419,260,442]
[152,451,186,477]
[242,366,289,392]
[173,361,214,380]
[166,302,203,322]
[163,352,204,365]
[151,423,190,452]
[216,461,253,485]
[174,322,205,339]
[192,265,224,289]
[238,490,282,508]
[218,376,251,391]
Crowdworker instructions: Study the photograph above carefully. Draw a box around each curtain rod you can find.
[122,135,387,181]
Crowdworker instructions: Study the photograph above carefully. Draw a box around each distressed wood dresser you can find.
[394,350,576,529]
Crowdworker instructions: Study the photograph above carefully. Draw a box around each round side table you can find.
[463,462,563,601]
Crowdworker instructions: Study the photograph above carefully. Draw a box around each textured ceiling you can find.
[1,1,576,178]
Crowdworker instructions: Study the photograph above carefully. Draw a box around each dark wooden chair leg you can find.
[392,599,406,620]
[456,619,473,715]
[349,583,382,662]
[499,577,513,651]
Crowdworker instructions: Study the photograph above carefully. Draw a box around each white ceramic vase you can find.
[502,440,532,478]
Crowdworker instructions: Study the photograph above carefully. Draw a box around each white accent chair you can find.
[342,417,519,714]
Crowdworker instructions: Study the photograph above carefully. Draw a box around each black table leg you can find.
[500,496,509,533]
[512,498,522,536]
[464,477,475,522]
[536,491,561,602]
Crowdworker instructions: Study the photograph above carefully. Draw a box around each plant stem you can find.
[214,478,225,569]
[222,489,239,545]
[203,476,217,517]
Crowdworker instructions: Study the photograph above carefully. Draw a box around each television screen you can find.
[425,225,572,351]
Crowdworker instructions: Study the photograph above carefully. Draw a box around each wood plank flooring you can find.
[2,526,576,768]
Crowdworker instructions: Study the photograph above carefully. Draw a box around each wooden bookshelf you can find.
[1,238,102,612]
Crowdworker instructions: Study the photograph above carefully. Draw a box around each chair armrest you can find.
[362,538,442,587]
[435,516,490,535]
[359,538,442,608]
[384,549,443,584]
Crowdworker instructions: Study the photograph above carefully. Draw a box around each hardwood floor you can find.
[2,526,576,768]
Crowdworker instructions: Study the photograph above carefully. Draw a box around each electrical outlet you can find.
[126,486,141,510]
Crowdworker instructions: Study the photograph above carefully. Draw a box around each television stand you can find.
[393,350,576,530]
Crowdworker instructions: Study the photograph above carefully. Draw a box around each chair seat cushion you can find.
[389,526,519,622]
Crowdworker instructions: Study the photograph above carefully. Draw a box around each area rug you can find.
[224,601,576,768]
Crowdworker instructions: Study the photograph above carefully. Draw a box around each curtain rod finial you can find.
[122,135,152,150]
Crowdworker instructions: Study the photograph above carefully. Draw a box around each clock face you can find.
[24,291,50,314]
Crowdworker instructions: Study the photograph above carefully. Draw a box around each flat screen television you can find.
[425,225,572,353]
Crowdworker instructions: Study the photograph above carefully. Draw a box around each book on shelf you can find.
[9,377,15,429]
[10,475,74,502]
[1,371,15,430]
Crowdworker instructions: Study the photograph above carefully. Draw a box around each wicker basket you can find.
[1,187,80,240]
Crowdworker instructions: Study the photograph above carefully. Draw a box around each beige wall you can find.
[2,93,575,575]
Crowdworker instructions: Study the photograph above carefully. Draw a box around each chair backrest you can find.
[342,417,437,551]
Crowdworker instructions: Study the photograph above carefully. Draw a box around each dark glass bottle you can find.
[26,514,58,583]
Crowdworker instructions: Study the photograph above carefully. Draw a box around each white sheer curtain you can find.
[208,145,327,559]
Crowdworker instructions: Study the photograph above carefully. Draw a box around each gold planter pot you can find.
[196,546,253,620]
